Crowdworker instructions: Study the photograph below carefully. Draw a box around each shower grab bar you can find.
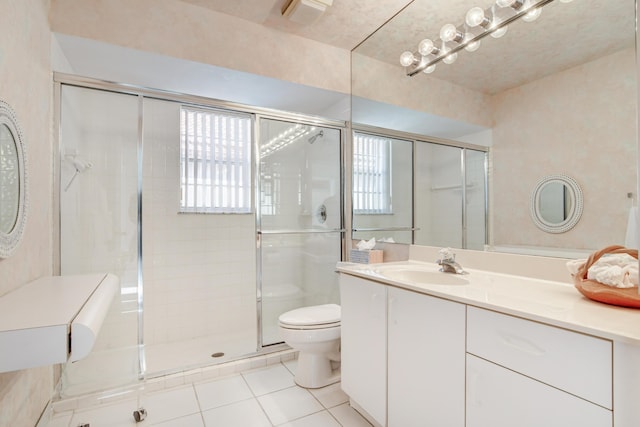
[258,229,346,235]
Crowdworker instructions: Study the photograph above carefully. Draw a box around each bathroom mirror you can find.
[530,175,583,234]
[352,131,413,243]
[351,0,636,254]
[0,100,27,258]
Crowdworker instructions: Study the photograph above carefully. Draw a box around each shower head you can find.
[63,154,93,192]
[71,157,93,173]
[308,130,324,144]
[65,154,93,173]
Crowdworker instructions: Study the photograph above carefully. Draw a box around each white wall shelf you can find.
[0,273,118,373]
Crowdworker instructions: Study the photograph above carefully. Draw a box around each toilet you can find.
[278,304,341,389]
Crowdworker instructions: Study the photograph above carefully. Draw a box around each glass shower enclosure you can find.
[56,80,345,398]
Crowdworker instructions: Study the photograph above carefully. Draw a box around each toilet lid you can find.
[278,304,341,327]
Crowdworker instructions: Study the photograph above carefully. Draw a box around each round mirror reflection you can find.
[530,175,583,234]
[538,181,574,224]
[0,100,27,259]
[0,124,19,234]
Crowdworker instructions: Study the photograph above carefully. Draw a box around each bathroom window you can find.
[180,106,252,213]
[353,133,392,214]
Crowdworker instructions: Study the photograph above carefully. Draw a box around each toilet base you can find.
[294,353,341,389]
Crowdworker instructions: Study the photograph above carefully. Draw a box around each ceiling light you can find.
[401,0,563,77]
[522,3,542,22]
[440,24,464,43]
[465,7,489,28]
[491,20,509,39]
[423,64,437,74]
[400,51,417,67]
[418,39,440,56]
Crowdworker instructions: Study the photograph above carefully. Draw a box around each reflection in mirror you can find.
[414,142,487,250]
[352,131,412,244]
[351,0,637,255]
[530,174,583,234]
[539,182,571,224]
[0,100,27,258]
[0,124,19,233]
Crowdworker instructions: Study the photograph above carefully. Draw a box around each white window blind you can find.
[180,107,252,213]
[353,133,391,214]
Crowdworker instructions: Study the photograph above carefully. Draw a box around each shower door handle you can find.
[258,229,346,234]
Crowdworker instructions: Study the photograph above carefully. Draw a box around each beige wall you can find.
[49,0,351,95]
[491,48,637,250]
[352,52,493,128]
[0,0,53,426]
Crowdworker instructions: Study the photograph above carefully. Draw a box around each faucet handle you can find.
[438,247,456,262]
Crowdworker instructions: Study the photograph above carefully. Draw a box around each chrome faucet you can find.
[436,248,466,274]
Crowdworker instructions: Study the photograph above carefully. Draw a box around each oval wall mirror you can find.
[530,174,582,234]
[0,100,27,258]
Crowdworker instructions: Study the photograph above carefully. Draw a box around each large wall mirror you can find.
[351,0,637,255]
[0,100,27,258]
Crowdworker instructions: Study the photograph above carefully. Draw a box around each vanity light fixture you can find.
[400,0,573,76]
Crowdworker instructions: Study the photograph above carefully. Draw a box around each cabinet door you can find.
[466,354,612,427]
[388,287,465,427]
[339,274,387,426]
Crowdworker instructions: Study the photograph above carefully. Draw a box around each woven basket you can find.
[573,245,640,308]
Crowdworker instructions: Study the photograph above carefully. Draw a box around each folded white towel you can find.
[566,259,586,276]
[587,253,638,288]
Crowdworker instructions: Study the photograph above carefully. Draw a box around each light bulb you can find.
[465,7,486,27]
[440,24,460,43]
[491,25,508,38]
[443,51,458,64]
[423,64,436,74]
[418,39,435,56]
[496,0,516,7]
[522,7,542,22]
[490,17,508,39]
[400,51,416,67]
[465,39,481,52]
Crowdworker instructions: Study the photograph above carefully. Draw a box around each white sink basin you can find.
[373,266,469,286]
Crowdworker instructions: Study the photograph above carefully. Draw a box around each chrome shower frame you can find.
[52,72,348,390]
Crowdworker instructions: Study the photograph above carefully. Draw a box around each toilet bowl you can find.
[278,304,341,389]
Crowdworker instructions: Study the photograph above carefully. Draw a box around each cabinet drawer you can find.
[467,306,612,408]
[466,355,612,427]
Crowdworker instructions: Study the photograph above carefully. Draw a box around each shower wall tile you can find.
[142,99,257,351]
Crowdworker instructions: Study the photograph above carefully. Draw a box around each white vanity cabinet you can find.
[340,274,466,427]
[387,287,465,427]
[339,274,387,427]
[466,307,613,427]
[338,257,640,427]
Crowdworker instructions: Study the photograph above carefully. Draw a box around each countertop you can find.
[337,260,640,345]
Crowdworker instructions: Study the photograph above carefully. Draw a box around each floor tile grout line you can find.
[238,366,278,426]
[190,382,208,427]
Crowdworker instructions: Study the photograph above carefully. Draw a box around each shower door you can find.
[258,118,343,346]
[58,85,142,396]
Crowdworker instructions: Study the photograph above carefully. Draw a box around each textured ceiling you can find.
[355,0,635,94]
[178,0,634,95]
[178,0,414,50]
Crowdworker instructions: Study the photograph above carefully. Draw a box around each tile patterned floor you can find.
[48,360,372,427]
